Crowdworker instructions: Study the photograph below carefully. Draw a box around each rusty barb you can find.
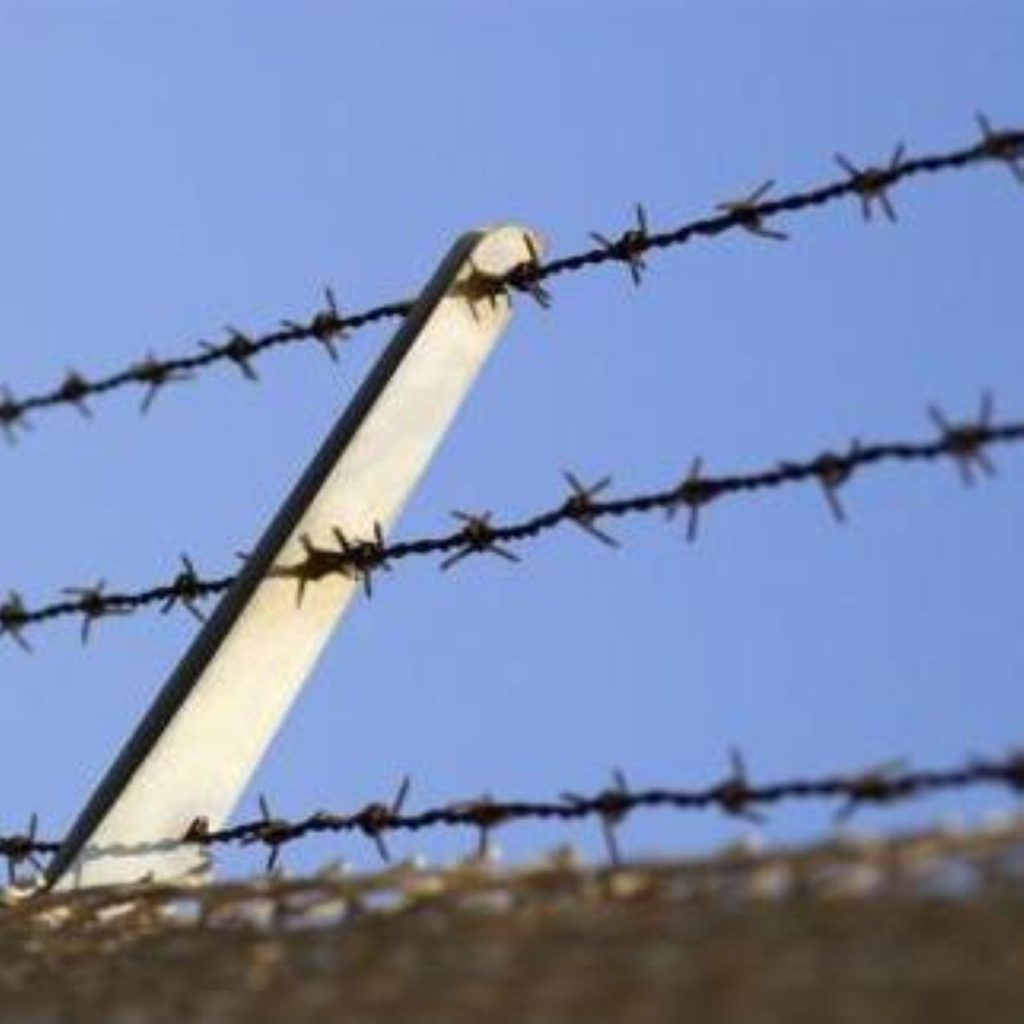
[1,398,1021,650]
[4,750,1023,880]
[1,119,1021,436]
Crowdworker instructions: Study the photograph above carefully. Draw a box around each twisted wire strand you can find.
[1,119,1021,436]
[1,399,1019,648]
[6,816,1024,930]
[2,749,1021,871]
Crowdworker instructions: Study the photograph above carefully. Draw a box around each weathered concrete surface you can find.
[3,825,1023,1023]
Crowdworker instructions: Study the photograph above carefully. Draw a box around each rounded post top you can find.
[467,225,546,279]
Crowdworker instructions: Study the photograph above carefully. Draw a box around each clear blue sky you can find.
[0,1,1021,875]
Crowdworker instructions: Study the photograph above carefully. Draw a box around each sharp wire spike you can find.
[562,471,619,547]
[976,113,1024,184]
[783,441,861,524]
[667,457,710,542]
[929,393,998,486]
[474,795,495,861]
[589,204,649,285]
[59,371,93,418]
[61,580,128,644]
[718,748,766,825]
[597,768,630,868]
[834,760,908,823]
[200,329,259,381]
[332,524,391,598]
[160,554,208,622]
[508,232,553,308]
[3,812,46,886]
[716,179,789,240]
[392,775,411,815]
[834,144,905,222]
[0,387,31,444]
[248,793,290,874]
[354,784,409,864]
[281,286,349,363]
[441,511,520,571]
[0,591,32,652]
[133,353,195,413]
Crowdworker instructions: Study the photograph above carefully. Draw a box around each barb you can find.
[0,814,46,886]
[2,120,1021,434]
[0,293,412,438]
[834,144,906,222]
[504,116,1024,291]
[1,401,1021,646]
[5,750,1022,869]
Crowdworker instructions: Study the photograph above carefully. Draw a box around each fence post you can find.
[48,224,542,890]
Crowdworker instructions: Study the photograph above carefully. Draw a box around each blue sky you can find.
[0,1,1021,875]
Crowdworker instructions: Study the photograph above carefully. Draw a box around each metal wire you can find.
[1,118,1021,438]
[1,396,1018,649]
[5,816,1023,941]
[2,749,1022,876]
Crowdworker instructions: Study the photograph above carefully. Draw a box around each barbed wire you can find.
[2,748,1021,879]
[8,816,1024,931]
[1,116,1021,439]
[1,395,1019,650]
